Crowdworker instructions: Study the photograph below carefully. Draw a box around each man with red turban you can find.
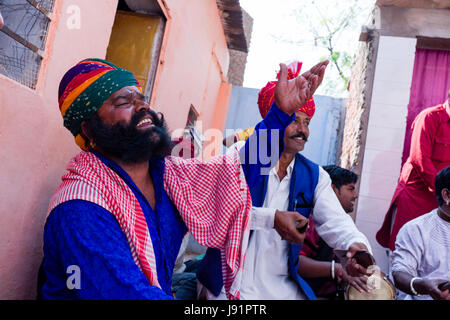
[258,61,316,119]
[198,61,375,300]
[223,61,316,148]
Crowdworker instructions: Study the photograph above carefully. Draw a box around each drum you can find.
[345,275,395,300]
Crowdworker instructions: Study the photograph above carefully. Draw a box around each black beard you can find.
[85,110,172,163]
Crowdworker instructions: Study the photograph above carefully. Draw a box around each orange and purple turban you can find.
[58,58,141,149]
[257,61,315,119]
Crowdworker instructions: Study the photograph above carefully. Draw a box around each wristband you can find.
[410,277,424,296]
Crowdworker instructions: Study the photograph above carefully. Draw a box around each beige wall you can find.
[0,0,232,299]
[375,5,450,38]
[355,36,417,273]
[341,5,450,273]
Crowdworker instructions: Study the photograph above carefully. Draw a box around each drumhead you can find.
[346,276,395,300]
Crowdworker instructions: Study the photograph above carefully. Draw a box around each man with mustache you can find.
[38,58,328,299]
[197,61,373,300]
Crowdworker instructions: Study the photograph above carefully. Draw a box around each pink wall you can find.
[0,0,231,299]
[151,0,230,133]
[0,0,119,299]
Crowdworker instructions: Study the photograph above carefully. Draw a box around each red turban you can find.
[257,61,315,119]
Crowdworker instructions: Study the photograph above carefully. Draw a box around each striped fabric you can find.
[163,151,252,300]
[47,151,160,288]
[257,60,315,119]
[47,150,251,300]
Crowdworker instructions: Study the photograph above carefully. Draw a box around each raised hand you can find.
[274,60,329,116]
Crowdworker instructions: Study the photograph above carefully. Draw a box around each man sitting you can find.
[39,58,328,299]
[298,165,369,299]
[391,166,450,300]
[198,61,373,300]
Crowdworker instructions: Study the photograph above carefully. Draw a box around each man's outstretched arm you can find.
[240,60,329,187]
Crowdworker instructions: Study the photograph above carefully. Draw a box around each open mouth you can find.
[136,117,154,129]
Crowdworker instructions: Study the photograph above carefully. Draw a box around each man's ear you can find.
[442,188,450,205]
[80,121,92,144]
[331,184,339,195]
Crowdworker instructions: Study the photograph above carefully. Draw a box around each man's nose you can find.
[296,127,307,138]
[135,99,150,113]
[296,121,308,133]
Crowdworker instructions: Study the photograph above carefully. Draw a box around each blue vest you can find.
[197,153,319,299]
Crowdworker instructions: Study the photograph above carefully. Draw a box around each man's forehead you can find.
[344,182,356,188]
[110,85,140,97]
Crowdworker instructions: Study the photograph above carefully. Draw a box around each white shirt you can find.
[391,209,450,300]
[207,157,371,300]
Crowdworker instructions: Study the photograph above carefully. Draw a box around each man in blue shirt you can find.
[39,58,328,299]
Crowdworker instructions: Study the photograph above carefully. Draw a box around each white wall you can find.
[355,36,417,273]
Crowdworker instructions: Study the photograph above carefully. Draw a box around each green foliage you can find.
[272,0,375,97]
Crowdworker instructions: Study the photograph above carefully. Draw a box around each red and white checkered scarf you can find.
[47,151,251,300]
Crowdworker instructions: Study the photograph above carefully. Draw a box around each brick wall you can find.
[339,31,379,174]
[227,9,253,86]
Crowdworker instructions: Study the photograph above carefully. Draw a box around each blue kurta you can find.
[40,152,187,299]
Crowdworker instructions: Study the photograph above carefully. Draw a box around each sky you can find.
[239,0,377,97]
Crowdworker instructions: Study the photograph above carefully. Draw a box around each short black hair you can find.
[435,166,450,207]
[323,165,358,189]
